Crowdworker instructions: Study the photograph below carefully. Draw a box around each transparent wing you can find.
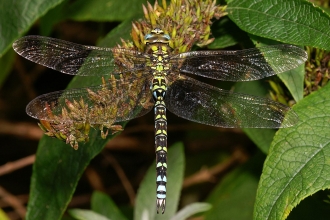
[165,75,298,128]
[170,44,307,81]
[13,36,148,76]
[26,76,154,124]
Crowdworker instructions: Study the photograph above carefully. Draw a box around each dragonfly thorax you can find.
[144,29,172,103]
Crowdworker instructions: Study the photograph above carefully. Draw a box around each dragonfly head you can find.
[144,28,171,45]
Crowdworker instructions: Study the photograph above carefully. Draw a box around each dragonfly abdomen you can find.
[154,99,168,214]
[151,68,169,214]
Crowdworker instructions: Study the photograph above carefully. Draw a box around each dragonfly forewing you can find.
[171,44,307,81]
[13,36,148,76]
[165,75,298,128]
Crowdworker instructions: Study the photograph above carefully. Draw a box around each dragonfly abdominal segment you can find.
[13,27,308,214]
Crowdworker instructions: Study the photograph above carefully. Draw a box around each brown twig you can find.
[0,194,28,208]
[102,153,136,206]
[0,155,35,176]
[85,167,106,191]
[123,123,243,135]
[0,120,43,140]
[0,118,243,152]
[105,135,152,152]
[183,147,248,188]
[68,193,91,208]
[0,186,26,218]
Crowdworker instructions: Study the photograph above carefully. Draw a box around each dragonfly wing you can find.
[13,36,147,76]
[165,75,298,128]
[26,77,153,124]
[171,44,307,81]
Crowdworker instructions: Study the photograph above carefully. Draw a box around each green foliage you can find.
[64,0,145,21]
[227,0,330,50]
[91,191,127,220]
[0,0,66,57]
[26,132,111,219]
[68,209,110,220]
[2,0,330,219]
[205,152,265,220]
[255,83,330,219]
[0,49,15,87]
[209,17,249,49]
[67,144,209,220]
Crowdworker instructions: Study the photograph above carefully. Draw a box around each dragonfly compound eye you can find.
[144,33,153,40]
[163,34,171,40]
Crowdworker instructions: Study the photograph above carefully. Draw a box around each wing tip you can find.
[280,108,299,128]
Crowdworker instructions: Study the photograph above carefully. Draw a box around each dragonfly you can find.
[13,28,307,214]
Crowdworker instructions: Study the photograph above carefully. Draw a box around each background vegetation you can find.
[1,0,330,219]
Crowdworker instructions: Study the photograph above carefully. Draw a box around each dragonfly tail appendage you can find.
[154,99,168,214]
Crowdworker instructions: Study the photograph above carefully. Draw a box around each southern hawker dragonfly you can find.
[13,28,307,214]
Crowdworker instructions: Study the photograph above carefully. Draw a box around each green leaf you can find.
[40,0,147,36]
[25,21,133,220]
[91,191,127,220]
[227,0,330,50]
[98,19,134,48]
[26,135,114,220]
[205,152,265,220]
[244,128,276,154]
[68,209,110,220]
[65,0,147,21]
[250,34,305,103]
[208,17,249,49]
[170,203,211,220]
[134,143,185,220]
[0,208,10,220]
[254,83,330,220]
[61,215,76,220]
[39,0,69,36]
[0,49,15,87]
[277,64,305,103]
[234,80,276,154]
[0,0,66,57]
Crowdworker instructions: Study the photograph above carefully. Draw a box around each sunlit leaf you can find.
[227,0,330,50]
[68,209,110,220]
[0,0,66,56]
[254,83,330,219]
